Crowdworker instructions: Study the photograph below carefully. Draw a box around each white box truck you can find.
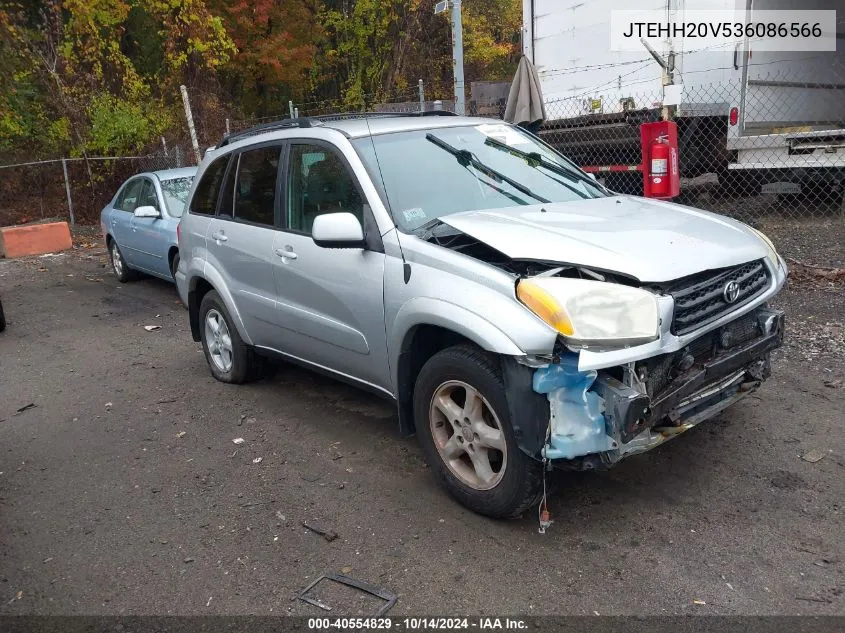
[523,0,844,196]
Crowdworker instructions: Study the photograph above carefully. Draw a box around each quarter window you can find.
[233,147,280,226]
[288,144,363,234]
[190,155,229,216]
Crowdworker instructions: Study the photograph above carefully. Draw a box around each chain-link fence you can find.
[224,61,843,227]
[0,150,188,228]
[533,76,844,223]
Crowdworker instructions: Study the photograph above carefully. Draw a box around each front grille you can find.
[669,260,770,335]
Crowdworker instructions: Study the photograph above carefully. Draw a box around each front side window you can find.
[233,147,280,226]
[116,179,144,212]
[159,177,194,218]
[288,144,363,234]
[352,123,607,231]
[189,155,229,216]
[137,179,159,211]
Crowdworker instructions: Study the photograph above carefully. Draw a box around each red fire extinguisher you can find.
[649,135,670,198]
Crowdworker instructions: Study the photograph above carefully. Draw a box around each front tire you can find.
[198,290,263,384]
[413,344,544,519]
[109,240,137,282]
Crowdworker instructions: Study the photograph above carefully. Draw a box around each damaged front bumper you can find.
[529,306,784,470]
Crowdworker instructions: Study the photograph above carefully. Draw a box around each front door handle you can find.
[274,247,297,260]
[211,231,228,243]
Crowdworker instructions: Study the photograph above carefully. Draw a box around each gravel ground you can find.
[0,235,843,616]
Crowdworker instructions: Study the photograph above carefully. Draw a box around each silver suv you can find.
[176,114,786,519]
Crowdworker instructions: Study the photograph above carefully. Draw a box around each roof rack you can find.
[217,110,457,148]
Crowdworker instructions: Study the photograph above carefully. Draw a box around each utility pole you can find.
[180,85,201,164]
[435,0,465,115]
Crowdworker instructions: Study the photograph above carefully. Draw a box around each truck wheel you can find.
[199,290,263,384]
[413,344,544,519]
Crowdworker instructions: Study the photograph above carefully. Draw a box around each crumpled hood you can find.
[438,196,768,283]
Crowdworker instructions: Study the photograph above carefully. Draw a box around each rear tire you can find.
[170,251,180,281]
[198,290,263,384]
[412,344,544,519]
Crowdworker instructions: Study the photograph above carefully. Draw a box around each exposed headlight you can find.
[750,227,781,268]
[516,278,660,349]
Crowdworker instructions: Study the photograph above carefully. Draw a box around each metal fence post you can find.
[161,136,168,156]
[60,158,75,227]
[180,84,201,165]
[289,101,295,119]
[419,79,425,113]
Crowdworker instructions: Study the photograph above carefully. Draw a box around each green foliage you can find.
[84,93,165,155]
[0,0,522,161]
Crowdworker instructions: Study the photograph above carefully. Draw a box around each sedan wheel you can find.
[204,308,234,373]
[109,241,135,282]
[429,380,507,491]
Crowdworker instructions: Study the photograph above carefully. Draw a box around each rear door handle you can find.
[211,231,228,242]
[274,247,297,260]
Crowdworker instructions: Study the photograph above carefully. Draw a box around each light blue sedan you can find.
[100,168,196,283]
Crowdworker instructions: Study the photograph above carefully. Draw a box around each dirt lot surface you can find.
[1,234,843,616]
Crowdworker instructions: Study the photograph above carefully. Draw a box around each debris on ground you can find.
[302,521,339,542]
[15,403,37,414]
[693,599,706,605]
[7,591,23,604]
[143,325,161,332]
[801,449,826,463]
[176,431,186,438]
[787,257,845,283]
[183,557,195,563]
[298,574,397,616]
[275,511,286,523]
[232,438,245,445]
[252,457,263,464]
[104,402,113,411]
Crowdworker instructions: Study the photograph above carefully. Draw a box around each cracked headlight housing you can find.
[516,278,660,349]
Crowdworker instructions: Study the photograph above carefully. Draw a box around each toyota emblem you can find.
[723,280,740,304]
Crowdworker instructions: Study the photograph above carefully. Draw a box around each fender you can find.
[187,261,253,346]
[390,296,524,388]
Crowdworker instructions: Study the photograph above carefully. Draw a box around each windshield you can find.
[159,176,194,217]
[352,123,607,231]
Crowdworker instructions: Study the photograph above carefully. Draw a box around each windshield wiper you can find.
[483,136,605,198]
[426,133,550,204]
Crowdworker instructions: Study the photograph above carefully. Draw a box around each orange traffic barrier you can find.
[0,222,73,258]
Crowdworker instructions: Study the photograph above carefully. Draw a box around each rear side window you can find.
[189,155,229,216]
[234,147,280,226]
